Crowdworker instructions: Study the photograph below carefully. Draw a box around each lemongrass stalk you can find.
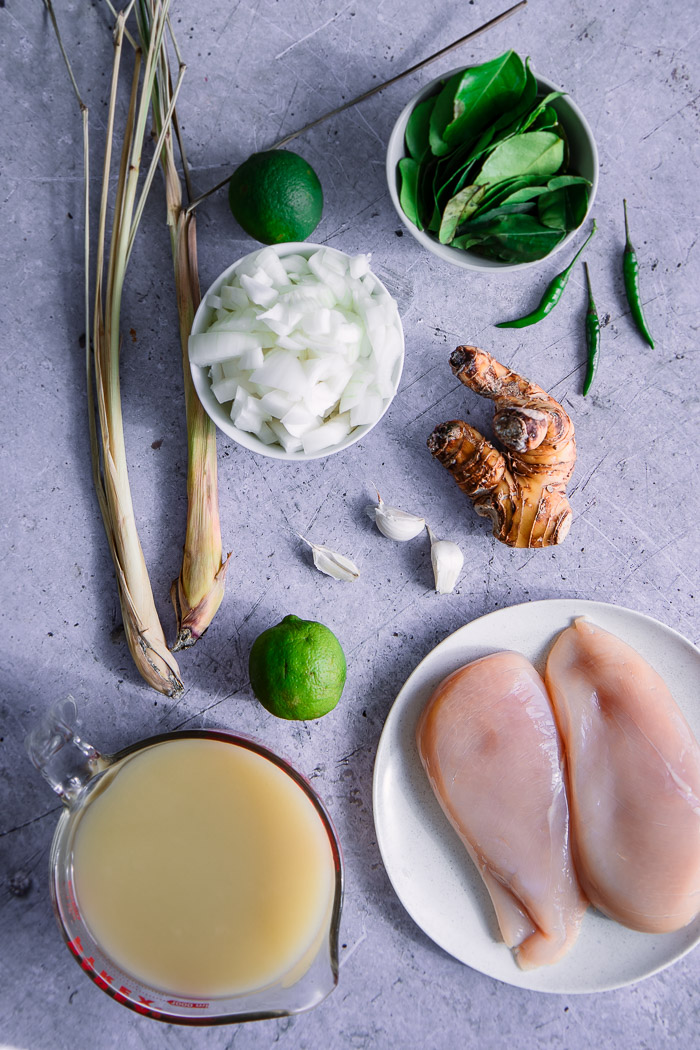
[136,0,230,650]
[99,4,184,694]
[50,0,183,697]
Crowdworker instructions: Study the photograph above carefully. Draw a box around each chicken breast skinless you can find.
[416,651,588,969]
[545,617,700,934]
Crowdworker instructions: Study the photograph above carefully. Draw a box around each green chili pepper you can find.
[496,220,597,329]
[582,262,600,397]
[622,198,654,348]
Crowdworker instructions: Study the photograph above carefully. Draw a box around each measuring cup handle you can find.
[25,697,105,804]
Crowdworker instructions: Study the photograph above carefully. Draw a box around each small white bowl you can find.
[190,243,405,461]
[386,69,599,272]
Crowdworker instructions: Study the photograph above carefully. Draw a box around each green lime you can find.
[248,614,346,720]
[228,150,323,245]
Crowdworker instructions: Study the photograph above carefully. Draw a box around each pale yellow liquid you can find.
[71,738,336,998]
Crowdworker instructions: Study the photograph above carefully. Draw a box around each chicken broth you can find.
[70,737,336,997]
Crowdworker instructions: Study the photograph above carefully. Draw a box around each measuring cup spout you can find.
[26,697,106,804]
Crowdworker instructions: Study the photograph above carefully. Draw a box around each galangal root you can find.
[427,347,576,548]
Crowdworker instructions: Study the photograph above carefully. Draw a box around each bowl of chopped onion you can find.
[189,244,405,460]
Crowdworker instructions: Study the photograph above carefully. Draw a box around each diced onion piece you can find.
[358,334,373,359]
[336,321,362,344]
[344,342,360,366]
[319,248,348,276]
[280,403,321,437]
[307,252,350,304]
[211,376,240,404]
[257,302,304,336]
[304,381,339,418]
[189,331,265,365]
[348,254,370,279]
[302,307,332,336]
[303,335,345,355]
[256,420,278,445]
[249,266,274,288]
[281,254,311,275]
[235,407,266,434]
[269,419,303,453]
[231,389,270,431]
[281,284,336,309]
[381,324,403,361]
[221,358,241,379]
[323,364,354,400]
[250,349,306,395]
[253,247,290,287]
[302,356,338,385]
[301,413,351,455]
[276,333,306,352]
[259,389,296,418]
[207,308,259,333]
[339,368,372,413]
[239,274,278,307]
[235,346,265,371]
[350,392,385,427]
[325,271,353,307]
[220,285,250,309]
[373,366,397,401]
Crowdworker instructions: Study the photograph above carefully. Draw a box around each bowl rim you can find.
[385,67,599,273]
[189,242,405,461]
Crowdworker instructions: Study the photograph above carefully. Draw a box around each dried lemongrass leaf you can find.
[134,2,230,650]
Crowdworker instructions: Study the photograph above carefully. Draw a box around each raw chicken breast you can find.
[416,651,587,969]
[545,617,700,933]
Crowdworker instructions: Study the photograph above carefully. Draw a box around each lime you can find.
[228,150,323,245]
[248,614,346,720]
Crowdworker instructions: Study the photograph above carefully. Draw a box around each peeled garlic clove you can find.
[299,536,360,582]
[427,526,464,594]
[366,491,426,542]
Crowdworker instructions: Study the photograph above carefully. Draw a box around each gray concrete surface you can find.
[1,0,699,1047]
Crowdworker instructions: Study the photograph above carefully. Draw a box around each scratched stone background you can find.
[1,0,699,1047]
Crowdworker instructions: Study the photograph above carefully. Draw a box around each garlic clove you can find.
[299,536,360,582]
[427,526,464,594]
[366,491,426,542]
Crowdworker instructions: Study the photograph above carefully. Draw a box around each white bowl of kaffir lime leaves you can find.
[386,50,599,271]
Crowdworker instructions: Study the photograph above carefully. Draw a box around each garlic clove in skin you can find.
[366,491,426,542]
[427,526,464,594]
[299,536,360,582]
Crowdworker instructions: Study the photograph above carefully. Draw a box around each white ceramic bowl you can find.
[189,243,405,461]
[386,69,599,272]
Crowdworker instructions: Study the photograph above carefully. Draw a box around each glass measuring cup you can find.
[27,699,343,1026]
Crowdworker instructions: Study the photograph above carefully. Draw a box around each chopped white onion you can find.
[191,247,402,454]
[239,274,277,308]
[189,331,264,365]
[302,413,351,455]
[220,285,250,309]
[280,403,320,437]
[269,419,303,453]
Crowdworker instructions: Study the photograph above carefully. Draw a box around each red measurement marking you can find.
[66,879,81,921]
[67,938,162,1019]
[114,985,131,1005]
[166,1000,210,1009]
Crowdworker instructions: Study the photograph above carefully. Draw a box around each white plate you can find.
[372,599,700,994]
